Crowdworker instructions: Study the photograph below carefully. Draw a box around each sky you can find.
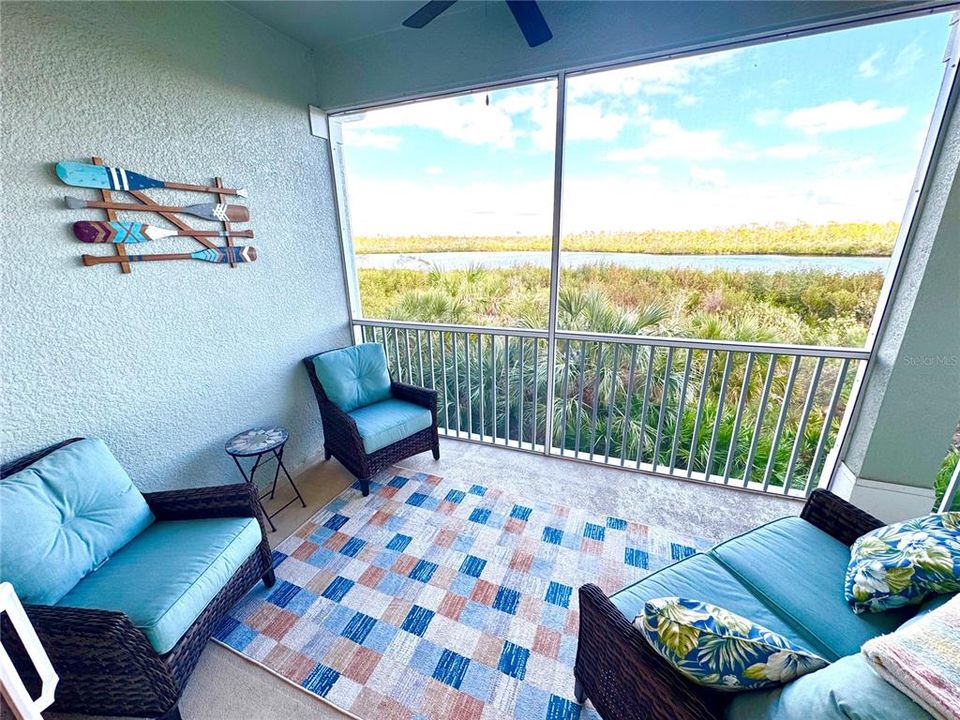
[341,13,952,238]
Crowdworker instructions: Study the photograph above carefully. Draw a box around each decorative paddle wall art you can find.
[59,156,254,273]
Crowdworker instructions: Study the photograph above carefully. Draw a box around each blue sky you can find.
[342,12,951,237]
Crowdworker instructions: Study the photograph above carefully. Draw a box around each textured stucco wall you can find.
[842,79,960,488]
[0,2,351,490]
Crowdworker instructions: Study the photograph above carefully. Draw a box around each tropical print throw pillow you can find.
[636,597,828,691]
[845,512,960,614]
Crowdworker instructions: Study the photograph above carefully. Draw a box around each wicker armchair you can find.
[0,438,275,720]
[573,489,885,720]
[303,345,440,496]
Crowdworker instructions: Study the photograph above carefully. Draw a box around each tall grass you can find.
[355,222,898,256]
[360,265,884,347]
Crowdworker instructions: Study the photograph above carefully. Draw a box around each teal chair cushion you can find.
[0,438,154,605]
[57,517,262,654]
[709,516,913,660]
[610,553,817,653]
[313,343,392,413]
[725,653,933,720]
[349,398,433,454]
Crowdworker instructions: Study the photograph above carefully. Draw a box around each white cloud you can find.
[751,109,782,127]
[677,94,700,107]
[690,166,727,185]
[425,166,443,175]
[764,143,820,160]
[344,130,402,150]
[858,49,885,78]
[569,50,739,101]
[356,93,521,148]
[890,41,923,80]
[565,102,629,142]
[605,118,733,162]
[783,100,907,135]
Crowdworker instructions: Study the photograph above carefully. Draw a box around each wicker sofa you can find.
[574,489,953,720]
[0,437,274,720]
[303,343,440,496]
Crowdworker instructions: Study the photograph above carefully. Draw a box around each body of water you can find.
[356,251,889,275]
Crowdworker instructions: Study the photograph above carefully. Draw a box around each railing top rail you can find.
[354,317,549,339]
[353,318,871,360]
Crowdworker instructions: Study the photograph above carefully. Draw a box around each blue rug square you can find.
[341,612,377,645]
[409,559,438,583]
[433,649,471,689]
[469,507,492,524]
[302,663,339,697]
[492,586,520,615]
[407,492,429,507]
[510,504,533,521]
[323,513,349,531]
[340,536,366,558]
[625,547,649,568]
[583,522,606,541]
[401,605,435,636]
[445,489,466,504]
[544,581,572,608]
[386,533,412,552]
[459,554,487,578]
[542,526,563,545]
[498,641,530,680]
[321,576,354,602]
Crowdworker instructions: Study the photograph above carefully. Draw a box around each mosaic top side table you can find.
[225,425,305,532]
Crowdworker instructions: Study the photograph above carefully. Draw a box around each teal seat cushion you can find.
[0,438,154,605]
[610,553,817,653]
[57,517,262,654]
[349,398,433,454]
[709,516,914,660]
[313,343,392,413]
[725,654,933,720]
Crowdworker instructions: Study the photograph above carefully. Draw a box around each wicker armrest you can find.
[3,604,177,708]
[144,482,261,521]
[800,489,884,546]
[321,398,362,437]
[575,584,724,720]
[391,381,438,413]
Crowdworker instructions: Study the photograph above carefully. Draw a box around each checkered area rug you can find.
[214,468,709,720]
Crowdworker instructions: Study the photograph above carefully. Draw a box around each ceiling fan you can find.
[402,0,553,48]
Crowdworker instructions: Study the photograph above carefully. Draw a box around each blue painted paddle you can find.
[56,161,247,197]
[73,221,253,244]
[82,246,256,266]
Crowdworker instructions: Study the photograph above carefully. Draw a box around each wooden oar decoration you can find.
[73,221,253,244]
[82,246,256,266]
[56,161,247,197]
[64,196,249,223]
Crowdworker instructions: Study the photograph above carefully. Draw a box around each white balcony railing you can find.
[355,318,869,498]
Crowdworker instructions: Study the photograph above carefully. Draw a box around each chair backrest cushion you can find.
[0,438,154,604]
[312,343,392,413]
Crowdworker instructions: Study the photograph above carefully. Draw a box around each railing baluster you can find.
[743,354,778,487]
[652,346,674,472]
[574,340,588,457]
[558,339,572,451]
[686,349,715,479]
[517,337,527,447]
[440,331,450,432]
[491,335,498,443]
[636,346,656,468]
[620,345,639,466]
[603,343,621,462]
[404,329,413,384]
[704,351,734,481]
[504,335,511,446]
[761,355,801,492]
[723,352,755,484]
[588,342,603,461]
[416,330,425,387]
[453,331,462,437]
[669,348,694,474]
[465,332,473,439]
[477,334,485,441]
[428,330,437,390]
[805,358,850,494]
[393,327,402,383]
[532,338,540,449]
[783,357,824,494]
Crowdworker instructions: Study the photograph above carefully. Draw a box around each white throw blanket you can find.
[862,595,960,720]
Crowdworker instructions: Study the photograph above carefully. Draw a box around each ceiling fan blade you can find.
[402,0,458,29]
[504,0,552,47]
